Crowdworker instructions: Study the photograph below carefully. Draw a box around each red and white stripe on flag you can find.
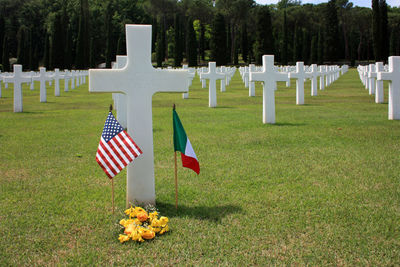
[96,112,142,179]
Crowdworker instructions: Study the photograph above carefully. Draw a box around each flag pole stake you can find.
[174,150,178,210]
[173,103,178,210]
[112,178,115,214]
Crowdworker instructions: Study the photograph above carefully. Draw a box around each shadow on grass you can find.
[214,106,235,109]
[156,201,242,223]
[272,122,305,127]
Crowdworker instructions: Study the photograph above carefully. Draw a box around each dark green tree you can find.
[199,22,205,61]
[2,35,9,72]
[226,22,232,64]
[380,0,389,61]
[241,23,248,63]
[156,18,165,67]
[324,0,340,63]
[75,0,90,69]
[302,29,309,64]
[317,27,324,64]
[17,26,27,67]
[174,13,183,67]
[372,0,381,60]
[254,6,274,64]
[0,16,4,64]
[43,33,50,68]
[281,9,288,65]
[211,13,227,65]
[310,35,317,64]
[105,1,115,68]
[186,17,197,67]
[52,13,66,69]
[65,26,73,69]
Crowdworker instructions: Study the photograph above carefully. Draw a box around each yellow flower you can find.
[159,225,169,235]
[149,211,158,221]
[159,216,169,227]
[124,223,137,235]
[124,206,135,217]
[118,234,130,243]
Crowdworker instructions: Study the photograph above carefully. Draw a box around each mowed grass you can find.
[0,69,399,265]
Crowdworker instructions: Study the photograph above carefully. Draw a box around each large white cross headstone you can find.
[377,56,400,120]
[89,24,189,206]
[112,55,128,129]
[368,64,376,95]
[200,62,225,108]
[48,68,63,97]
[3,65,31,112]
[250,55,288,124]
[289,62,307,105]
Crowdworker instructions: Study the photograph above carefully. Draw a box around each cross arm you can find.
[377,71,393,81]
[150,69,189,94]
[89,69,128,93]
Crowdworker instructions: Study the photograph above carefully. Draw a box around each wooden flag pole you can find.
[174,152,178,210]
[110,104,115,215]
[111,178,115,214]
[173,103,178,210]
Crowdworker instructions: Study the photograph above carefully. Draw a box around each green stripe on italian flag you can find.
[173,109,200,174]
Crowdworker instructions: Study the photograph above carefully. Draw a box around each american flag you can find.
[96,112,142,179]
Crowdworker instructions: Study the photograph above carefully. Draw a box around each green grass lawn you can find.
[0,69,399,265]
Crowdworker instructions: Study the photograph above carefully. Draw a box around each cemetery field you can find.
[1,68,400,265]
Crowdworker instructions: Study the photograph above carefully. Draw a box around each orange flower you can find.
[141,229,155,239]
[137,211,149,222]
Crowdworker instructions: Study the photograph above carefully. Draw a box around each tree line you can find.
[0,0,399,72]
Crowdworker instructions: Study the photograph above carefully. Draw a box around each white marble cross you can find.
[89,24,189,206]
[319,66,326,90]
[219,66,226,92]
[250,55,288,124]
[29,71,35,90]
[64,70,71,92]
[368,64,376,95]
[3,65,31,112]
[374,62,384,103]
[249,64,256,97]
[182,65,195,99]
[48,69,63,96]
[200,67,207,88]
[378,56,400,120]
[33,67,52,103]
[289,62,308,105]
[200,62,225,108]
[307,64,319,96]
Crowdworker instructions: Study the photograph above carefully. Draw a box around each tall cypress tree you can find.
[226,22,232,64]
[293,26,298,63]
[255,6,274,65]
[65,26,72,69]
[310,35,317,64]
[0,16,4,64]
[389,26,398,56]
[105,1,113,68]
[28,29,33,70]
[17,26,26,68]
[302,29,309,63]
[372,0,381,61]
[44,33,50,68]
[199,22,205,61]
[2,35,9,72]
[152,17,158,53]
[53,13,65,69]
[325,0,340,63]
[241,23,248,63]
[317,27,324,64]
[380,0,389,61]
[186,17,197,67]
[282,10,288,65]
[174,13,182,67]
[211,13,227,66]
[156,18,165,67]
[75,0,90,69]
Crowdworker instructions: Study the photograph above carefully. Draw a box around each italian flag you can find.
[173,109,200,174]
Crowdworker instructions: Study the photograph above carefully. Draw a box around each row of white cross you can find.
[1,66,88,112]
[88,25,398,207]
[357,56,400,120]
